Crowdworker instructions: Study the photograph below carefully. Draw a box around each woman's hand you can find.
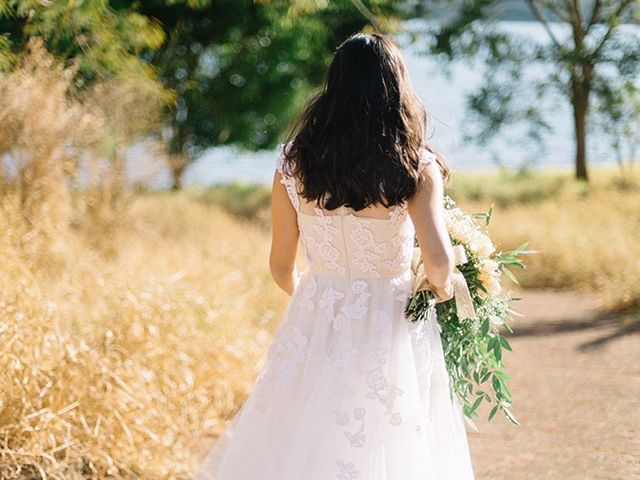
[431,278,454,304]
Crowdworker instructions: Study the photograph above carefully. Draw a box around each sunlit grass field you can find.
[0,193,285,478]
[451,168,640,310]
[1,167,638,478]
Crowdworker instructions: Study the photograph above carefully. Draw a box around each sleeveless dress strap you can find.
[275,143,301,212]
[389,148,438,224]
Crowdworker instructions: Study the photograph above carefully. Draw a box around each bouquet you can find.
[405,197,530,425]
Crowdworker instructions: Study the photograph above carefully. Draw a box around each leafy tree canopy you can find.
[135,0,403,186]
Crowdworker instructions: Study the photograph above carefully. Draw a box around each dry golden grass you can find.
[453,169,640,310]
[0,41,282,479]
[0,193,285,479]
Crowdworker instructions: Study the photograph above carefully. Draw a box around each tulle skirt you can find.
[193,270,475,479]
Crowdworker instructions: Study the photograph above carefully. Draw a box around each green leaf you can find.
[502,267,520,284]
[512,242,530,254]
[493,340,503,362]
[503,406,520,425]
[480,318,490,337]
[469,396,483,414]
[492,376,502,394]
[488,404,499,421]
[494,369,511,381]
[499,336,512,351]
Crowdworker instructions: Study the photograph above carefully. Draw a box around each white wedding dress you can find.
[193,149,475,479]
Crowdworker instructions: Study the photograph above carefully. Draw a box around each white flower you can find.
[478,259,502,295]
[489,314,505,327]
[472,233,496,258]
[481,259,500,275]
[445,208,496,259]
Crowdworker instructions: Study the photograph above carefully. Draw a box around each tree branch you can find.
[586,0,602,32]
[592,0,634,57]
[567,0,584,28]
[566,0,585,51]
[526,0,563,48]
[349,0,383,32]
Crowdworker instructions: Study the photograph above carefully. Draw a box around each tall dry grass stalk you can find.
[0,40,102,238]
[0,39,168,254]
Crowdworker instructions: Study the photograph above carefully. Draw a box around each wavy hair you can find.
[282,32,447,211]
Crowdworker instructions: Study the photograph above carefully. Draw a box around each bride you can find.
[194,32,475,479]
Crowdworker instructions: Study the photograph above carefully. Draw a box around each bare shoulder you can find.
[410,155,444,208]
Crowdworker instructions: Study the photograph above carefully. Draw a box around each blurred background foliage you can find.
[0,1,638,478]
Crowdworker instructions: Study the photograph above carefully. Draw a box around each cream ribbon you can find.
[411,245,477,321]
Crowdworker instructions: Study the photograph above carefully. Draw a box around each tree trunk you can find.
[573,94,589,181]
[168,153,187,190]
[571,67,592,182]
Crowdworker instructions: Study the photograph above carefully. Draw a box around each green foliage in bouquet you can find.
[405,198,529,425]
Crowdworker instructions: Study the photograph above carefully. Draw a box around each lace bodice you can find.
[275,147,436,279]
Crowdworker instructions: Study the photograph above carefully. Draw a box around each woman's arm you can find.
[407,161,455,303]
[269,170,300,295]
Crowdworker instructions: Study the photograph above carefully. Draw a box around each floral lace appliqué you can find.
[388,203,408,226]
[299,276,317,311]
[372,310,392,331]
[320,281,372,331]
[344,407,367,448]
[381,226,414,272]
[306,208,347,274]
[366,347,404,426]
[320,287,346,330]
[273,326,308,389]
[335,459,360,480]
[339,280,371,320]
[347,216,388,277]
[329,382,356,427]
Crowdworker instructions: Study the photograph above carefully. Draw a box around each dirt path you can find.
[468,290,640,480]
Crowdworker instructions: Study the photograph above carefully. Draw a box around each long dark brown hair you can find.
[282,32,447,211]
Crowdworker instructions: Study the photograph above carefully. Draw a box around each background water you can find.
[131,21,632,188]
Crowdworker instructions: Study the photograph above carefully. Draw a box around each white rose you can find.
[478,260,502,296]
